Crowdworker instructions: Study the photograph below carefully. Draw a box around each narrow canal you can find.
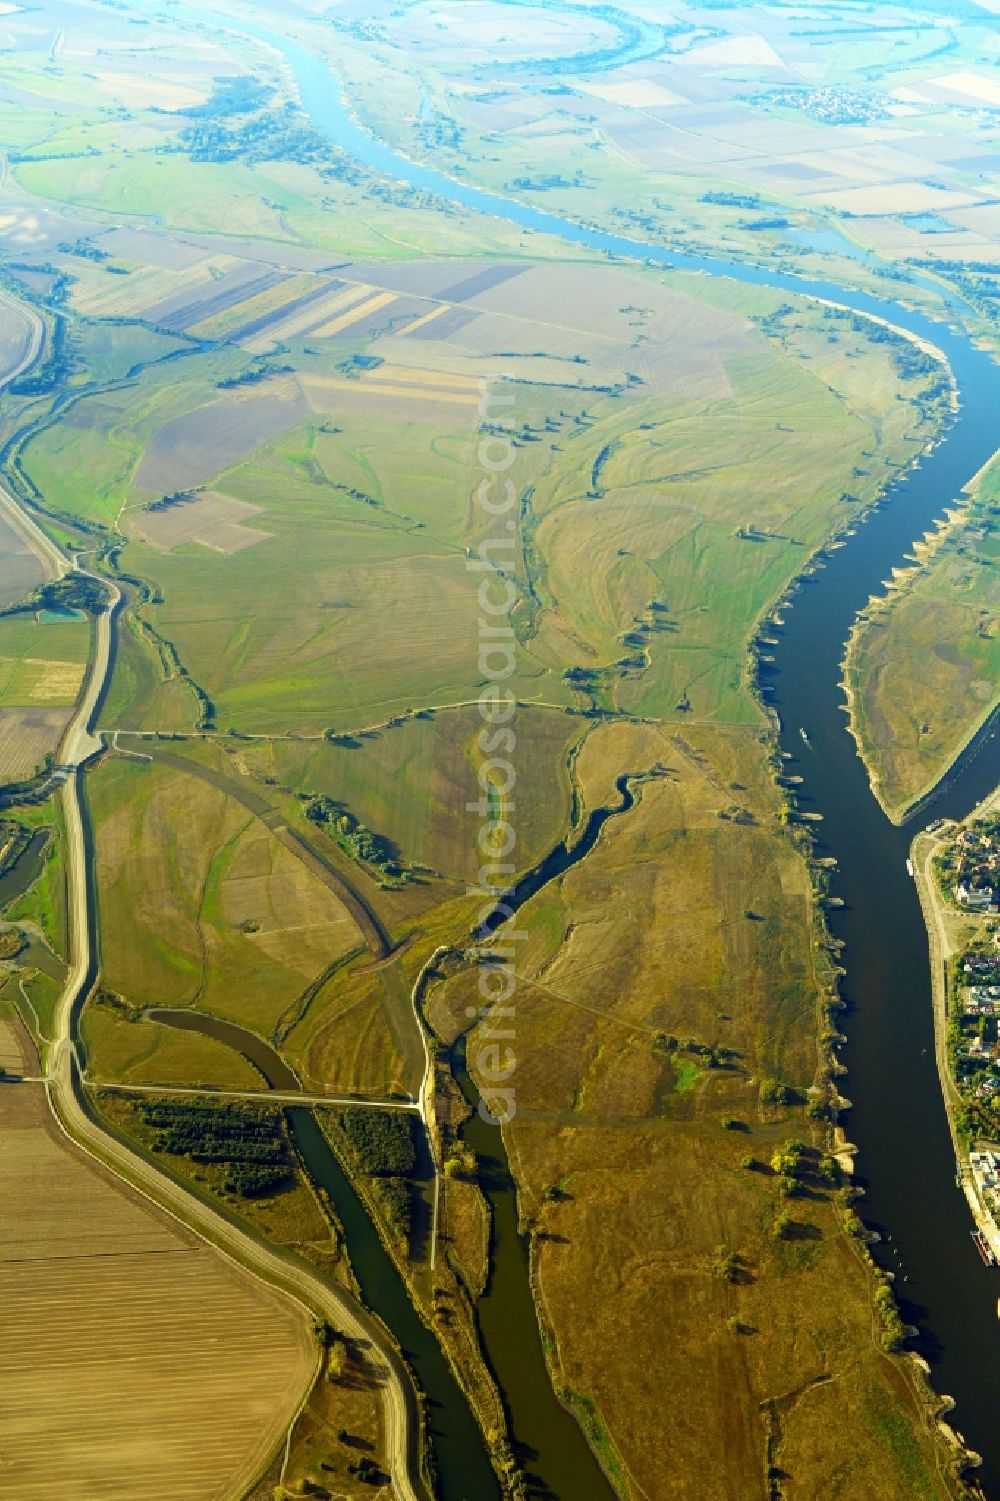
[148,1007,502,1501]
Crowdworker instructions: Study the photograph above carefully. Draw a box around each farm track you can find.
[0,294,428,1501]
[95,1080,421,1111]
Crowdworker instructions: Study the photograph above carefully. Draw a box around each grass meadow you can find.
[849,457,1000,818]
[25,269,941,744]
[426,715,955,1500]
[87,754,377,1075]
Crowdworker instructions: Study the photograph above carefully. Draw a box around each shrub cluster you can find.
[338,1108,415,1237]
[140,1099,292,1199]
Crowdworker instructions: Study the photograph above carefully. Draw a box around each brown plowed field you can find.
[0,1082,315,1499]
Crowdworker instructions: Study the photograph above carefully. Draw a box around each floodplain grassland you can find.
[6,24,578,271]
[1,968,63,1061]
[17,347,253,525]
[34,264,944,745]
[100,599,202,734]
[261,1338,391,1501]
[85,732,472,1095]
[15,144,566,260]
[99,397,575,735]
[0,5,977,1496]
[84,736,483,1100]
[42,238,958,1497]
[847,453,1000,821]
[4,798,69,967]
[85,753,380,1084]
[0,1064,316,1501]
[238,702,585,886]
[427,717,963,1501]
[82,1006,263,1092]
[520,293,947,724]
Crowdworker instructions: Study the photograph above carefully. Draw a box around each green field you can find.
[848,455,1000,819]
[239,702,583,885]
[85,748,434,1096]
[0,615,89,705]
[18,270,946,742]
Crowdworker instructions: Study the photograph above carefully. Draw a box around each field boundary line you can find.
[91,1079,421,1112]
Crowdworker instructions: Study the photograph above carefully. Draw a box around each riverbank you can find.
[911,786,1000,1250]
[911,824,963,1154]
[840,442,1000,828]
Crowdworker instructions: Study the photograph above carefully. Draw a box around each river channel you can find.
[203,11,1000,1494]
[146,1007,502,1500]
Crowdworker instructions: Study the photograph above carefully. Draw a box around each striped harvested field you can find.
[364,363,481,392]
[308,289,398,338]
[396,302,450,337]
[239,281,377,352]
[0,1082,315,1499]
[187,272,326,342]
[0,705,70,779]
[303,373,479,406]
[237,280,420,352]
[74,256,250,322]
[299,373,480,428]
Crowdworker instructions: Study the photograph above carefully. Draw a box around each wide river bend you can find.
[212,15,1000,1496]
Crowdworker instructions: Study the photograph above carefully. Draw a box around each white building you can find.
[956,882,995,910]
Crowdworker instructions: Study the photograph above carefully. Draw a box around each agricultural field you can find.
[308,0,1000,339]
[14,253,947,740]
[0,705,70,780]
[131,492,272,555]
[0,614,89,782]
[0,509,45,611]
[0,614,88,707]
[848,456,1000,821]
[0,1057,315,1500]
[0,1,983,1498]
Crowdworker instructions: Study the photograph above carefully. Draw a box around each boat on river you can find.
[972,1230,996,1266]
[800,727,810,745]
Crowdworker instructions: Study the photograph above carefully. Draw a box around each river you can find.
[209,12,1000,1496]
[147,1007,503,1501]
